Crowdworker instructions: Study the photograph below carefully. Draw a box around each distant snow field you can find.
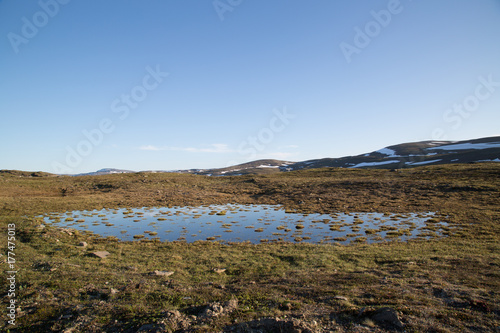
[428,142,500,151]
[476,158,500,163]
[375,148,399,157]
[350,160,400,168]
[406,159,442,166]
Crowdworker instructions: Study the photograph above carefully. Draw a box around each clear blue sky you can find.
[1,0,499,173]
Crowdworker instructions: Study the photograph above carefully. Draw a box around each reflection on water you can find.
[40,204,447,244]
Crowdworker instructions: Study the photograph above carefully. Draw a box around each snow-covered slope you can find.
[180,159,292,176]
[282,136,500,171]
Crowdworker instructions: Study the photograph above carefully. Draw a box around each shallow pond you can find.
[40,204,447,244]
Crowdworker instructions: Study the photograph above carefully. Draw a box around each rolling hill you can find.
[282,136,500,171]
[183,136,500,176]
[4,136,498,177]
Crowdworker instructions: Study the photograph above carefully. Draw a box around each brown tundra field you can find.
[1,163,499,332]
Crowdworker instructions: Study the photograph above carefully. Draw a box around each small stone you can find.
[78,242,88,247]
[371,307,404,329]
[90,251,110,259]
[213,268,226,274]
[60,228,73,235]
[110,288,119,295]
[152,270,174,277]
[200,298,238,318]
[225,298,238,313]
[161,309,182,320]
[334,296,349,301]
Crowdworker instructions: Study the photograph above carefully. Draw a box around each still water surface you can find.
[41,204,445,244]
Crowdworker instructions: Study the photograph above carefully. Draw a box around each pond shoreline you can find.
[39,204,448,245]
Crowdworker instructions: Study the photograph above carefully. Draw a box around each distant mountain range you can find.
[281,135,500,172]
[60,136,500,177]
[74,168,136,177]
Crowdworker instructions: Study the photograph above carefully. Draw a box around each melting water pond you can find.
[41,204,448,244]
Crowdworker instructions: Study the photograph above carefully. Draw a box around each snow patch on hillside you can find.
[375,148,399,157]
[476,158,500,162]
[406,159,442,166]
[350,160,400,168]
[428,142,500,151]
